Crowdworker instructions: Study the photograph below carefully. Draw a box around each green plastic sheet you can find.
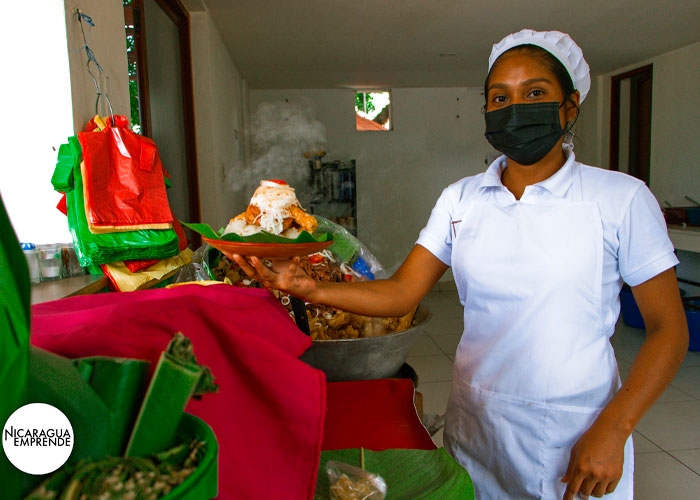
[0,194,31,500]
[315,448,475,500]
[52,136,180,267]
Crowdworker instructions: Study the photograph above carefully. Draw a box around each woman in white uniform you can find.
[234,29,689,500]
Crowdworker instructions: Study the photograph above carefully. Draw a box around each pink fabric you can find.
[30,285,326,500]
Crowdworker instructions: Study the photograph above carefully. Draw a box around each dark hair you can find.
[484,44,580,127]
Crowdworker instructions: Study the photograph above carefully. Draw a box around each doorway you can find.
[609,65,653,184]
[123,0,200,245]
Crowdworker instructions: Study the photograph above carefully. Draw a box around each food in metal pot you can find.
[210,250,416,340]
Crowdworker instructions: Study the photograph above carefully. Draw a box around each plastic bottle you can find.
[21,243,41,284]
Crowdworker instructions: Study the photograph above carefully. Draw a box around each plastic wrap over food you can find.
[170,244,212,283]
[314,216,386,280]
[327,460,387,500]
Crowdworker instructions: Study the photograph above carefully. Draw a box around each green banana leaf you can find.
[125,334,218,458]
[26,348,142,461]
[315,448,475,500]
[74,357,150,454]
[24,413,218,500]
[0,194,31,500]
[19,349,150,496]
[53,136,180,267]
[181,221,333,244]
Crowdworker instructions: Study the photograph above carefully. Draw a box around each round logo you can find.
[2,403,74,475]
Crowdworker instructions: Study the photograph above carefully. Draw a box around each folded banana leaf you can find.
[181,221,332,244]
[315,448,475,500]
[75,357,151,454]
[125,334,218,458]
[26,348,150,459]
[0,194,30,500]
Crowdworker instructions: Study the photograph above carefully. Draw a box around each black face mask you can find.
[484,102,565,166]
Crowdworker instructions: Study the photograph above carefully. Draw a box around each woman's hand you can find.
[560,268,687,500]
[229,245,447,318]
[561,417,627,499]
[230,254,319,301]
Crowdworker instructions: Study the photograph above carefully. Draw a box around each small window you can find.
[355,90,392,131]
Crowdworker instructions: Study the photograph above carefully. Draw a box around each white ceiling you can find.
[202,0,700,89]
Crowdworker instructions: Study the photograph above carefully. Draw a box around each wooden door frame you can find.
[124,0,152,138]
[608,64,653,175]
[154,0,201,231]
[128,0,201,245]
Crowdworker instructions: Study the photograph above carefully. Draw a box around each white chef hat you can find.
[488,29,591,103]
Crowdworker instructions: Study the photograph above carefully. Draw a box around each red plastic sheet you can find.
[322,379,437,452]
[77,115,173,230]
[31,285,326,500]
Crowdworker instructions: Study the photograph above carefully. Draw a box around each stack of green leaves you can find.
[0,194,31,500]
[315,448,475,500]
[51,137,179,267]
[125,333,218,458]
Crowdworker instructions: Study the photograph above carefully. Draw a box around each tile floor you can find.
[411,290,700,500]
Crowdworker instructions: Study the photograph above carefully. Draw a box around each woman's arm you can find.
[563,268,689,500]
[231,244,449,317]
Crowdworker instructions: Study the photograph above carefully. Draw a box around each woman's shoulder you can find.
[577,162,646,204]
[440,173,488,203]
[576,162,653,225]
[577,163,645,193]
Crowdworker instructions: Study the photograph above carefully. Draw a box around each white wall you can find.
[190,9,249,230]
[251,88,494,276]
[648,42,700,207]
[64,0,131,131]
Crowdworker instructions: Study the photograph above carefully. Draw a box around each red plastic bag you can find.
[77,116,173,231]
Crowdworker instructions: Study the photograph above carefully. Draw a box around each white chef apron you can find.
[444,178,634,499]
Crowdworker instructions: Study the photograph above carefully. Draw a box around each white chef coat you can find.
[416,151,678,499]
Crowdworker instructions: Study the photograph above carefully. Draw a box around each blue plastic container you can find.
[351,256,375,280]
[686,299,700,351]
[619,287,645,329]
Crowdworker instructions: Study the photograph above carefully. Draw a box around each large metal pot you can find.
[300,304,431,381]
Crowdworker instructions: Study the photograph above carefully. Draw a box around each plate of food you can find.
[182,180,333,258]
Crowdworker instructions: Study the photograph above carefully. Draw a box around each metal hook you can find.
[78,9,115,126]
[95,92,115,126]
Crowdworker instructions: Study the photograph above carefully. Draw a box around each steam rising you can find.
[231,100,326,207]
